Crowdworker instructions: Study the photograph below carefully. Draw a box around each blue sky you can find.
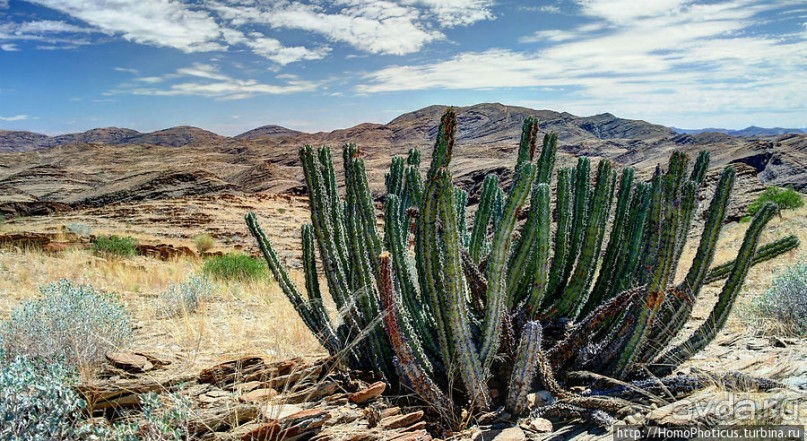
[0,0,805,135]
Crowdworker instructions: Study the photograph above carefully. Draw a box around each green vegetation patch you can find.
[202,253,268,282]
[748,187,804,216]
[92,234,138,257]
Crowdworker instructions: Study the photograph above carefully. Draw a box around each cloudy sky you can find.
[0,0,805,135]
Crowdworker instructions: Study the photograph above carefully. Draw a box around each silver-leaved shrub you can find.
[1,279,132,368]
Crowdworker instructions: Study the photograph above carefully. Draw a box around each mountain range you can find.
[0,103,804,220]
[673,127,807,137]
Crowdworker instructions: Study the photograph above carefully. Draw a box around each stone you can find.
[349,381,387,404]
[528,418,553,433]
[262,403,304,420]
[472,427,527,441]
[380,411,424,430]
[239,388,277,404]
[106,352,153,373]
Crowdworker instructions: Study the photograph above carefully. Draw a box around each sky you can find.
[0,0,805,136]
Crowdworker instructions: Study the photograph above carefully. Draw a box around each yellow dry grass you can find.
[673,202,807,337]
[0,193,804,381]
[0,247,322,375]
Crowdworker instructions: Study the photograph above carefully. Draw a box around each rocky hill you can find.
[235,125,303,141]
[0,126,224,151]
[0,103,804,218]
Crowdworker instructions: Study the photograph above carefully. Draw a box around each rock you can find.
[380,407,401,419]
[746,338,768,350]
[280,381,338,404]
[242,409,331,441]
[349,381,386,404]
[235,381,265,393]
[136,243,197,260]
[472,427,527,441]
[528,418,553,433]
[105,352,153,373]
[239,388,277,404]
[380,411,424,430]
[527,390,554,409]
[261,403,304,420]
[389,429,432,441]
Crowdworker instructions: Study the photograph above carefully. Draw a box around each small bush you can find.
[193,233,216,253]
[66,222,93,237]
[157,275,213,319]
[1,279,132,368]
[748,187,804,216]
[202,253,268,282]
[104,392,192,441]
[92,234,138,257]
[754,261,807,336]
[0,356,96,440]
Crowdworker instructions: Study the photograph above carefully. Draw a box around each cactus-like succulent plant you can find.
[246,108,798,423]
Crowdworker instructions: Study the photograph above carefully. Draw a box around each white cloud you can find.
[0,114,28,121]
[0,0,8,8]
[208,0,443,55]
[575,0,689,24]
[14,20,92,34]
[113,67,139,74]
[519,29,577,43]
[0,43,18,51]
[110,63,320,99]
[0,20,95,49]
[358,0,806,126]
[401,0,495,27]
[246,34,331,65]
[26,0,225,52]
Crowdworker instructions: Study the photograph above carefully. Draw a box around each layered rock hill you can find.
[0,103,804,218]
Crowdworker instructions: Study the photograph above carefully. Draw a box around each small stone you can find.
[106,352,153,373]
[527,390,554,409]
[528,418,552,433]
[380,411,424,430]
[380,406,401,419]
[472,427,527,441]
[349,381,387,404]
[747,340,767,350]
[239,388,277,404]
[262,403,304,420]
[235,381,265,393]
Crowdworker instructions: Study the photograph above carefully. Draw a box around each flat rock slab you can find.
[106,352,153,373]
[349,381,386,404]
[472,427,527,441]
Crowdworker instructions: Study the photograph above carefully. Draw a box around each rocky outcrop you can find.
[124,126,226,147]
[235,125,303,140]
[49,127,142,146]
[69,169,234,207]
[0,130,51,152]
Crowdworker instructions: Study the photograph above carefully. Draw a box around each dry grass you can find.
[673,202,807,338]
[0,247,322,375]
[1,193,804,381]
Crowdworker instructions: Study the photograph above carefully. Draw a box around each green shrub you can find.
[0,356,96,440]
[754,261,807,336]
[748,187,804,216]
[92,234,138,257]
[157,275,213,318]
[202,254,268,282]
[193,233,216,253]
[1,279,133,368]
[104,392,192,441]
